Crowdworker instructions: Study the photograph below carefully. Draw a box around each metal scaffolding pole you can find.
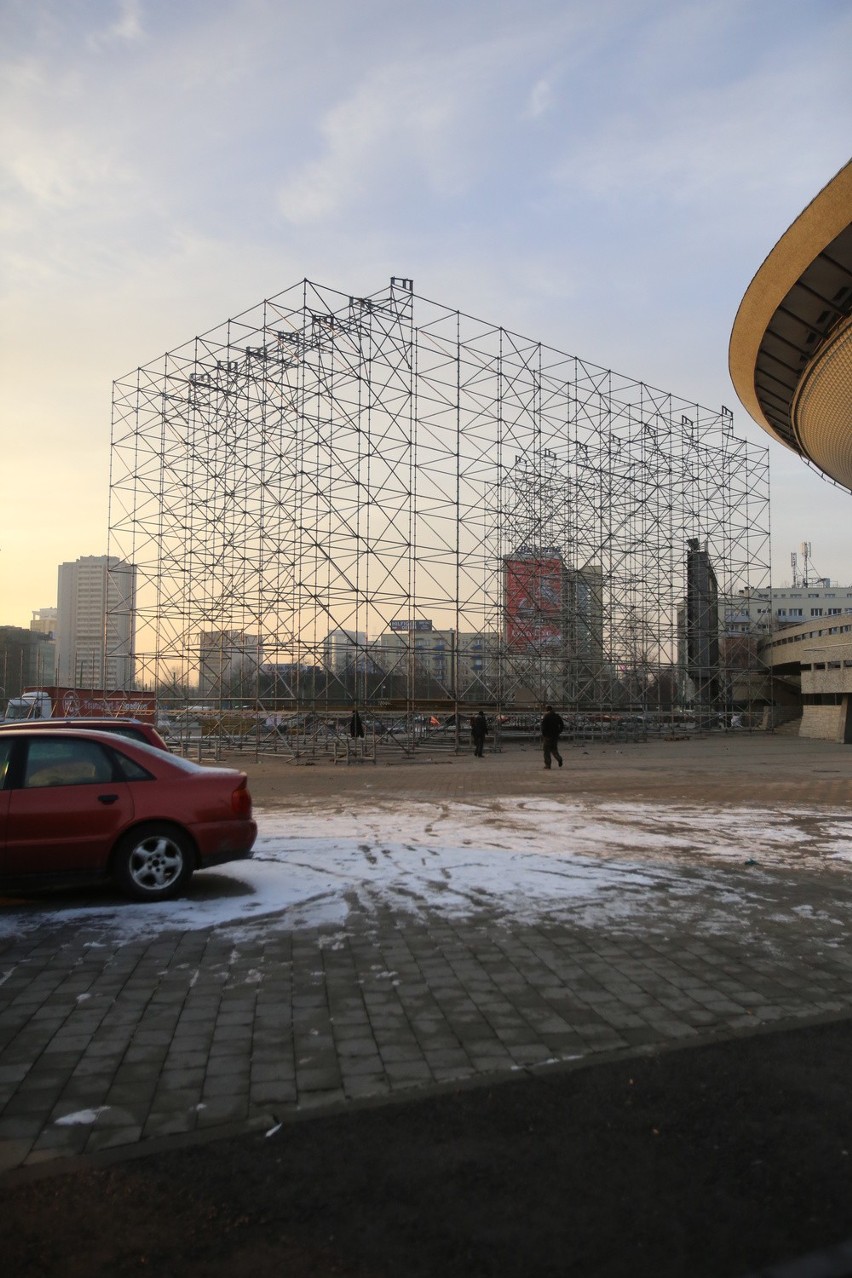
[108,276,771,758]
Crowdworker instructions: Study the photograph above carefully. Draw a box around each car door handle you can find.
[98,794,120,805]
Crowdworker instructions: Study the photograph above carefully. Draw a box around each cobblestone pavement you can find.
[2,738,852,1177]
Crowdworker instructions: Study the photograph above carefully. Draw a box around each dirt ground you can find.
[223,733,852,810]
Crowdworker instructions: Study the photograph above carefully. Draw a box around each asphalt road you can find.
[5,1013,852,1278]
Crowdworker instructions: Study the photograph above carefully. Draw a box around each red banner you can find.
[505,557,564,650]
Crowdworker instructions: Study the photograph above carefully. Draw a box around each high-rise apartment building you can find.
[198,630,263,699]
[56,555,137,688]
[322,628,367,675]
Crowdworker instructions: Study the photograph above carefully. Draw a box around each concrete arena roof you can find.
[729,161,852,490]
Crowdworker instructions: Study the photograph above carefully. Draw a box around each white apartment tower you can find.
[197,630,263,699]
[56,555,137,688]
[322,628,367,675]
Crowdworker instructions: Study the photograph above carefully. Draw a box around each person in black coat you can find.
[540,705,564,769]
[470,710,488,757]
[349,709,365,739]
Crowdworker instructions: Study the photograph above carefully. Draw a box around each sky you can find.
[1,0,851,628]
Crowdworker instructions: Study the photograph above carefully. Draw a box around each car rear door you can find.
[3,736,134,875]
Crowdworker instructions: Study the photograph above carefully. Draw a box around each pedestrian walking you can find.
[540,704,564,769]
[470,710,488,757]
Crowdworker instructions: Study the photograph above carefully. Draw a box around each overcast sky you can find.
[2,0,850,627]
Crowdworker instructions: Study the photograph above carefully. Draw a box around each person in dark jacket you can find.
[540,705,564,769]
[349,709,365,739]
[470,710,488,757]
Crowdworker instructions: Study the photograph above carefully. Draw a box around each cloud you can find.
[543,4,852,223]
[525,77,554,120]
[2,119,140,218]
[87,0,145,50]
[276,54,488,224]
[275,11,590,225]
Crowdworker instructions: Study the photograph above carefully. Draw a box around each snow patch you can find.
[0,799,849,948]
[55,1107,110,1126]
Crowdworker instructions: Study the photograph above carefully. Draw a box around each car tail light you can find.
[231,782,252,818]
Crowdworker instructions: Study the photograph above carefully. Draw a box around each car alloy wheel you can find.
[114,823,194,901]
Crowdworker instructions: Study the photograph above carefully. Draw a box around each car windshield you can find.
[4,703,34,721]
[96,723,148,741]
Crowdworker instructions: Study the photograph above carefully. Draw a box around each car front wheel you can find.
[113,823,195,901]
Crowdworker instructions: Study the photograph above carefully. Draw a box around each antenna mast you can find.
[801,541,812,588]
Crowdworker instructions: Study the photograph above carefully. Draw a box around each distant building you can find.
[56,556,137,688]
[322,628,367,675]
[0,626,56,700]
[30,607,57,638]
[728,583,852,631]
[198,630,263,699]
[375,627,500,698]
[502,548,606,704]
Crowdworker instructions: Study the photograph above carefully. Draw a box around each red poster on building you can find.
[505,557,564,650]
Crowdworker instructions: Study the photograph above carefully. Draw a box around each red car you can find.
[0,718,169,751]
[0,728,256,901]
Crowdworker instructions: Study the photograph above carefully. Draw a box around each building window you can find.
[811,608,823,617]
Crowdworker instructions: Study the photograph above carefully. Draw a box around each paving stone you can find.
[0,1063,32,1086]
[343,1076,390,1098]
[0,1139,36,1173]
[249,1081,298,1106]
[336,1038,378,1058]
[29,1125,91,1156]
[143,1111,197,1139]
[342,1054,385,1077]
[383,1061,433,1083]
[0,1114,45,1140]
[296,1089,347,1110]
[83,1125,145,1153]
[297,1066,343,1091]
[194,1097,249,1125]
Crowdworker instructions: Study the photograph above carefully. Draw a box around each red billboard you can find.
[505,556,564,650]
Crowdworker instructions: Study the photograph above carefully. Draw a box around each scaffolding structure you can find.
[108,276,771,756]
